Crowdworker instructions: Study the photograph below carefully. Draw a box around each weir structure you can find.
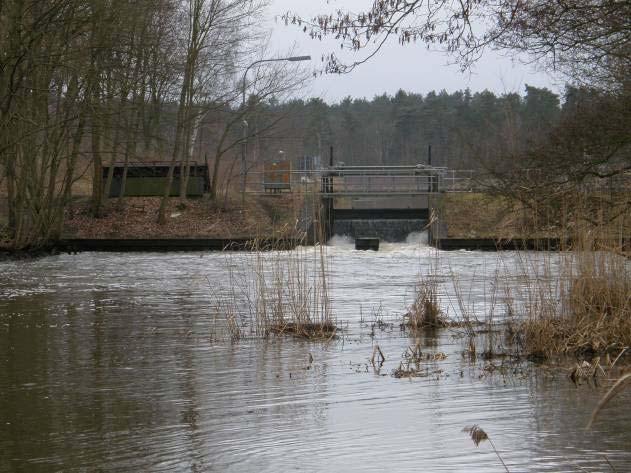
[319,164,469,242]
[245,160,472,243]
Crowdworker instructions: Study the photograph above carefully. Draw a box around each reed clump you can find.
[404,278,448,329]
[210,234,336,341]
[513,234,631,359]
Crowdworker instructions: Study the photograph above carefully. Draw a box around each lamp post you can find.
[240,55,311,201]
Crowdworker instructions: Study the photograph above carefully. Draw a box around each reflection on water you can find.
[1,243,630,472]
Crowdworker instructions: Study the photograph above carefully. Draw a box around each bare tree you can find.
[0,0,177,248]
[285,0,630,89]
[156,0,270,224]
[0,0,92,248]
[0,0,308,246]
[206,58,310,201]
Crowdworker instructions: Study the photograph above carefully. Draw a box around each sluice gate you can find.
[320,165,457,242]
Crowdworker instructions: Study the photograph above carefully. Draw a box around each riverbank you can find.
[63,194,304,240]
[0,193,306,256]
[58,237,300,252]
[2,191,629,254]
[0,246,63,261]
[431,192,631,253]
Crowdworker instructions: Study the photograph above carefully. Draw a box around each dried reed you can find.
[404,277,447,329]
[516,243,631,359]
[463,425,510,473]
[210,213,336,340]
[587,372,631,429]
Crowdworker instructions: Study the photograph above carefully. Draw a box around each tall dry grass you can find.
[210,204,336,340]
[416,191,630,361]
[404,276,447,329]
[498,194,631,359]
[516,244,630,358]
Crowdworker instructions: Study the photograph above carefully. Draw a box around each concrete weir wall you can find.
[326,194,433,242]
[332,219,427,242]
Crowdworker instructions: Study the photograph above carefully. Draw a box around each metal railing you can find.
[244,167,475,195]
[243,166,630,195]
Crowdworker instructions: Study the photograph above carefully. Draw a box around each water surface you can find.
[1,238,629,472]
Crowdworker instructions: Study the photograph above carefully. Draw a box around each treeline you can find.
[248,83,630,229]
[250,83,631,181]
[259,85,563,170]
[281,0,631,227]
[0,0,304,250]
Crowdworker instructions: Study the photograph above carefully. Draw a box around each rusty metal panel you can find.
[263,161,291,191]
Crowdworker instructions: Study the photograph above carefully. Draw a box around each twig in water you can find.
[610,347,628,370]
[587,372,631,429]
[604,455,617,472]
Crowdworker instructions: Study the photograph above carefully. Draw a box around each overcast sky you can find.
[266,0,565,104]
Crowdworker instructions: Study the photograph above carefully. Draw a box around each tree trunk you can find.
[158,43,196,223]
[118,110,141,206]
[55,114,86,239]
[6,153,16,239]
[90,99,104,217]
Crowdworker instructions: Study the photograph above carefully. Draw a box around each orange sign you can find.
[263,161,291,191]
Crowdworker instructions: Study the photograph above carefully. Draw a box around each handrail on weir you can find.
[242,166,474,195]
[240,166,630,195]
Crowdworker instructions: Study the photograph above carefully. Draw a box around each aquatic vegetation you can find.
[398,209,630,365]
[391,343,448,379]
[511,243,631,359]
[370,344,386,365]
[210,236,336,340]
[403,277,447,329]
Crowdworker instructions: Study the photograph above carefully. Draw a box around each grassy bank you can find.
[438,192,631,244]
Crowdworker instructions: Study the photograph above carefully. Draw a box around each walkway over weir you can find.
[322,165,469,241]
[319,165,472,196]
[246,165,474,195]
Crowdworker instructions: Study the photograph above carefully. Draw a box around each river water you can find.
[1,236,629,472]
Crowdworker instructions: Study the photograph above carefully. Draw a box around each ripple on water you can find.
[0,247,630,472]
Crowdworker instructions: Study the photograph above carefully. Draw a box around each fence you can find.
[244,166,475,195]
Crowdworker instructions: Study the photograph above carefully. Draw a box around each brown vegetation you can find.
[62,194,303,239]
[403,278,447,329]
[269,321,337,339]
[210,235,336,341]
[439,193,517,239]
[439,190,631,243]
[517,246,631,359]
[412,196,630,362]
[463,425,510,473]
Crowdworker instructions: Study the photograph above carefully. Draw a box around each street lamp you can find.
[240,55,311,200]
